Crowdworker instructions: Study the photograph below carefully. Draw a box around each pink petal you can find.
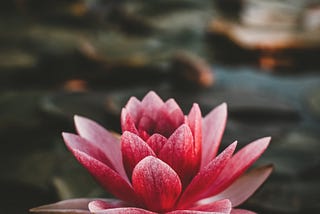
[186,103,202,168]
[137,114,156,138]
[91,207,156,214]
[206,165,273,207]
[131,92,164,139]
[88,199,156,213]
[167,211,227,214]
[74,116,127,180]
[201,103,227,169]
[30,198,92,213]
[138,129,152,141]
[166,210,230,214]
[202,137,271,198]
[63,133,114,169]
[121,108,139,135]
[158,124,195,185]
[231,209,256,214]
[121,131,155,176]
[63,138,139,204]
[140,91,164,120]
[125,96,142,121]
[88,199,127,211]
[191,199,232,213]
[132,156,182,212]
[163,99,184,125]
[146,134,167,155]
[178,142,237,208]
[154,99,184,137]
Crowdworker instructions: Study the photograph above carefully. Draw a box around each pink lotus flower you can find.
[31,91,272,214]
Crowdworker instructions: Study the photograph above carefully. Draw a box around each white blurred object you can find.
[241,0,303,29]
[302,4,320,31]
[241,0,320,31]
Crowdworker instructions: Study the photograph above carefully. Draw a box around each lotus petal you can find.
[124,96,142,121]
[158,124,195,184]
[201,103,227,169]
[121,108,139,135]
[202,137,271,198]
[140,91,164,120]
[121,131,155,176]
[30,198,93,213]
[91,207,156,214]
[205,165,273,207]
[146,134,167,155]
[63,133,114,168]
[88,199,128,211]
[178,142,237,208]
[187,103,202,164]
[63,134,138,204]
[74,116,127,180]
[191,199,232,212]
[167,211,228,214]
[132,156,182,212]
[137,115,156,140]
[154,99,184,137]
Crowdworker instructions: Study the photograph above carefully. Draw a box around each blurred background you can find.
[1,0,320,213]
